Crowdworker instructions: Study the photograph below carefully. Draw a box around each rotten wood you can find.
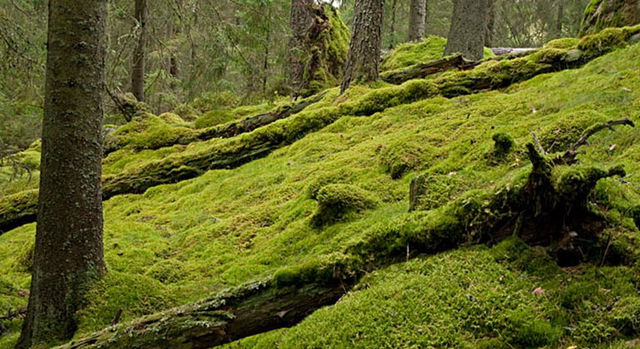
[381,54,477,84]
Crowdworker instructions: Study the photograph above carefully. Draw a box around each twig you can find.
[531,131,547,155]
[554,118,635,165]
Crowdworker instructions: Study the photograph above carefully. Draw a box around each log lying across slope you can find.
[55,120,635,348]
[103,92,327,155]
[2,25,639,235]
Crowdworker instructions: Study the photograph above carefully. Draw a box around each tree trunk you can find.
[288,0,315,96]
[555,1,564,38]
[444,0,489,61]
[340,0,384,93]
[485,0,495,46]
[131,0,147,102]
[388,0,398,48]
[16,0,107,347]
[407,0,427,41]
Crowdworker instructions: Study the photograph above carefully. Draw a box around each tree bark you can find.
[16,0,108,347]
[485,0,496,46]
[288,0,315,96]
[131,0,147,102]
[444,0,489,61]
[340,0,384,93]
[407,0,427,41]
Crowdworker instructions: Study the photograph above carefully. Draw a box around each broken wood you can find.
[490,47,537,56]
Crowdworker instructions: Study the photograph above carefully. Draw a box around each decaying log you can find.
[55,279,353,349]
[196,92,327,141]
[0,190,38,234]
[381,54,477,84]
[490,47,537,56]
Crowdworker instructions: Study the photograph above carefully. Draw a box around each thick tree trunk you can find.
[289,0,315,96]
[131,0,147,102]
[16,0,108,347]
[407,0,427,41]
[444,0,489,61]
[340,0,384,93]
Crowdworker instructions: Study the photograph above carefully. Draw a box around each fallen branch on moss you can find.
[3,26,640,234]
[490,48,537,55]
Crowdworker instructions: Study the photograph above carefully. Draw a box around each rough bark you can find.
[288,0,315,96]
[340,0,384,93]
[485,0,496,46]
[581,0,640,35]
[16,0,108,347]
[407,0,427,41]
[131,0,147,102]
[444,0,489,61]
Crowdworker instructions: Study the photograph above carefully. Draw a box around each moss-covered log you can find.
[581,0,640,35]
[104,93,326,155]
[381,54,475,84]
[54,279,351,349]
[0,190,38,234]
[195,92,327,141]
[3,26,640,234]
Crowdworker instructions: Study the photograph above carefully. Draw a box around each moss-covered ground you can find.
[2,37,640,348]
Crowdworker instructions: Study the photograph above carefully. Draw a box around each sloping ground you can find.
[1,37,640,348]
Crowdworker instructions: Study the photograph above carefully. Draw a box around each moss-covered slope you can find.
[2,35,640,348]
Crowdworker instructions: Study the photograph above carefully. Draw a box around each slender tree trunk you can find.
[16,0,107,347]
[407,0,426,41]
[485,0,495,46]
[131,0,147,102]
[388,0,398,48]
[340,0,385,93]
[288,0,315,96]
[444,0,489,61]
[555,1,564,38]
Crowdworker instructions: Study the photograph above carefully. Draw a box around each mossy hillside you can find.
[381,36,495,72]
[194,103,273,129]
[2,40,640,348]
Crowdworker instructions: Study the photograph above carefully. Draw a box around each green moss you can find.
[379,139,430,179]
[545,37,580,49]
[194,103,272,129]
[311,184,378,227]
[490,133,515,161]
[381,36,495,72]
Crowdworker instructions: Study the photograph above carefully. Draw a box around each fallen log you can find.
[0,190,38,234]
[3,25,640,234]
[103,93,327,156]
[490,47,537,56]
[381,54,476,84]
[195,92,327,141]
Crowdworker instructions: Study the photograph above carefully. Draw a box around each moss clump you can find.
[609,296,640,335]
[381,36,494,72]
[311,184,378,226]
[104,114,195,153]
[379,140,428,179]
[545,37,580,49]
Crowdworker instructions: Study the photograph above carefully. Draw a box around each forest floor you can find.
[2,34,640,348]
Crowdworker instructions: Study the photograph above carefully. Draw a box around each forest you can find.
[2,0,640,348]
